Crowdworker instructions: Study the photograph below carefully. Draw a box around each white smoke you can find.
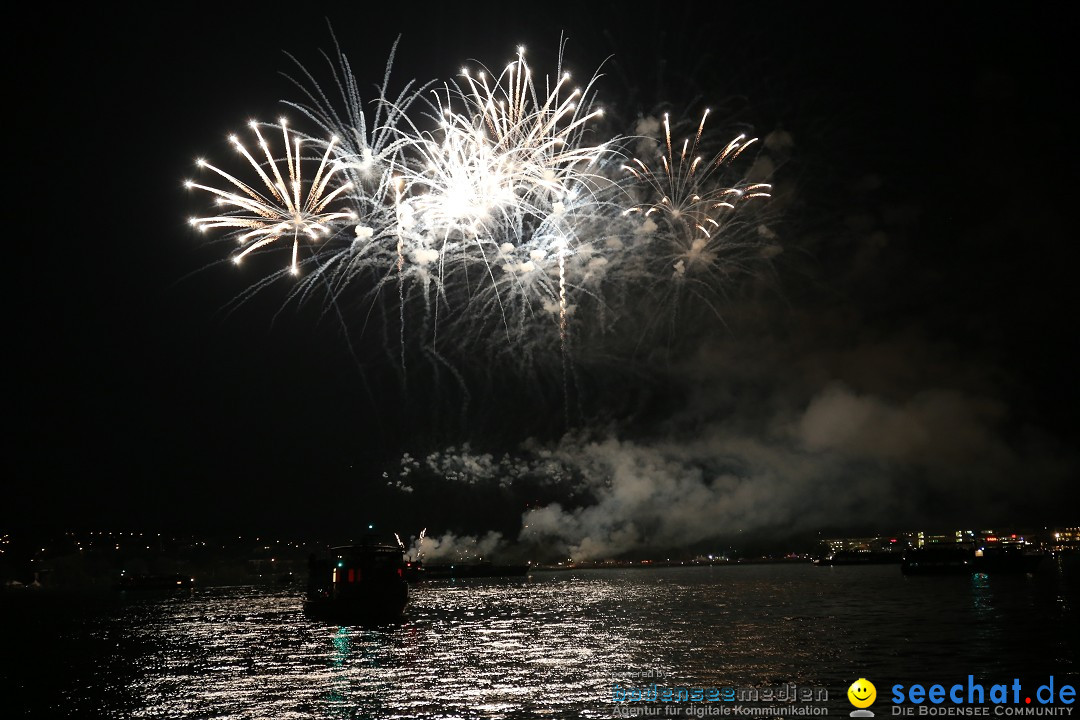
[397,375,1065,561]
[408,530,505,563]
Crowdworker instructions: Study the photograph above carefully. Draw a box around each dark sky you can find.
[7,4,1075,542]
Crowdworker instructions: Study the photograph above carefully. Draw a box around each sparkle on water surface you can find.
[5,564,1076,718]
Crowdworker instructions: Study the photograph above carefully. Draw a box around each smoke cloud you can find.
[396,328,1071,561]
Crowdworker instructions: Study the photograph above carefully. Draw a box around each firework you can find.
[405,47,609,235]
[186,119,357,275]
[279,34,426,288]
[622,110,771,280]
[386,46,617,347]
[184,41,778,381]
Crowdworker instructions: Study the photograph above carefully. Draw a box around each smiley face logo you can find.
[848,678,876,709]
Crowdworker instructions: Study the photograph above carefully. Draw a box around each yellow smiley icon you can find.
[848,678,876,708]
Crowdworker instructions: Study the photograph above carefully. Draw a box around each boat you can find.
[972,545,1044,574]
[814,550,903,566]
[901,547,972,575]
[304,539,408,623]
[116,573,194,591]
[901,546,1045,576]
[420,561,529,579]
[402,559,425,583]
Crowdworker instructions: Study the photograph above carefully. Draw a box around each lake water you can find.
[3,562,1077,718]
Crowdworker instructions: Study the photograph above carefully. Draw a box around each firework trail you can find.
[186,120,357,275]
[621,111,771,287]
[386,44,616,359]
[184,40,779,392]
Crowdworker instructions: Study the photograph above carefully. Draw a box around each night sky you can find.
[8,4,1075,548]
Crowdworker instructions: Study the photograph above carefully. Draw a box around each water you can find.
[3,562,1078,718]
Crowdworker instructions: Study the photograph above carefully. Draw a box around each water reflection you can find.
[5,563,1075,718]
[327,626,351,712]
[972,572,993,612]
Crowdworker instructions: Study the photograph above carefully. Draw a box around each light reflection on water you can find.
[3,562,1076,718]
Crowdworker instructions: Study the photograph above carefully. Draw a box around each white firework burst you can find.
[186,119,357,275]
[622,110,771,278]
[182,40,784,382]
[390,46,618,346]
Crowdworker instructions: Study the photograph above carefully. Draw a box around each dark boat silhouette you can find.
[901,547,973,575]
[402,559,425,583]
[901,546,1044,575]
[116,573,194,591]
[972,545,1044,574]
[420,561,529,579]
[814,550,903,566]
[304,540,408,623]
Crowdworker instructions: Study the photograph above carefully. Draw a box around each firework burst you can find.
[186,119,357,275]
[184,40,779,386]
[622,111,771,280]
[387,45,617,344]
[405,46,610,237]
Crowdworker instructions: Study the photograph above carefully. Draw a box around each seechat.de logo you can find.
[849,678,878,717]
